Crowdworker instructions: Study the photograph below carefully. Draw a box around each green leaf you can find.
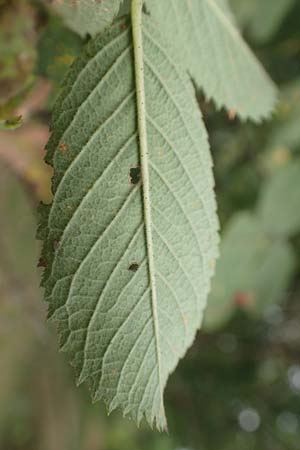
[232,0,296,43]
[48,0,124,38]
[0,115,22,130]
[147,0,277,120]
[258,161,300,237]
[0,1,36,111]
[39,12,219,430]
[267,80,300,152]
[204,213,296,331]
[36,17,83,89]
[251,240,296,315]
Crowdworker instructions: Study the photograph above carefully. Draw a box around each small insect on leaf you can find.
[128,262,139,272]
[129,166,141,185]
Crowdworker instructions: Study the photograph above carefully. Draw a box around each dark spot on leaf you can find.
[53,240,60,250]
[37,257,47,268]
[129,167,141,185]
[128,263,139,272]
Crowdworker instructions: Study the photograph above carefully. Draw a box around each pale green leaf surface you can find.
[204,213,295,331]
[48,0,123,38]
[258,161,300,238]
[147,0,277,120]
[39,16,219,430]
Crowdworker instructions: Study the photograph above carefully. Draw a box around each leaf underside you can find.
[39,16,219,430]
[147,0,277,120]
[49,0,123,38]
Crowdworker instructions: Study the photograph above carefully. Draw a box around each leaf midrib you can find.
[131,0,165,424]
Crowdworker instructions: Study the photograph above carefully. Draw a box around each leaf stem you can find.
[131,0,167,430]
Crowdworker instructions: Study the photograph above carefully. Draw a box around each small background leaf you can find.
[204,212,296,331]
[231,0,297,43]
[266,80,300,153]
[36,16,83,96]
[0,0,36,118]
[0,115,22,130]
[257,160,300,238]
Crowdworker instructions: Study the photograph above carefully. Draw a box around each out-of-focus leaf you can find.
[251,241,296,315]
[247,0,296,43]
[229,0,256,28]
[267,80,300,152]
[204,213,296,330]
[16,79,53,122]
[0,115,22,130]
[0,123,52,202]
[260,146,292,178]
[36,17,83,91]
[0,0,36,110]
[258,161,300,237]
[0,77,35,120]
[231,0,296,43]
[269,119,300,154]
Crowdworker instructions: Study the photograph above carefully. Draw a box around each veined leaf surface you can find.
[147,0,277,120]
[39,12,219,430]
[49,0,123,38]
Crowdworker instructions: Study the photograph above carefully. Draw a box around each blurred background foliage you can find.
[0,0,300,449]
